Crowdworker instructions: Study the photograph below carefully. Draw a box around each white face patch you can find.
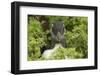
[51,24,54,27]
[42,44,62,59]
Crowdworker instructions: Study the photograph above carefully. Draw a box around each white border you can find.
[20,6,95,70]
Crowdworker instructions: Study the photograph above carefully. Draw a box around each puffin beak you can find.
[57,32,61,42]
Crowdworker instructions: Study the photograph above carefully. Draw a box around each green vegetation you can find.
[49,47,84,60]
[28,15,88,61]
